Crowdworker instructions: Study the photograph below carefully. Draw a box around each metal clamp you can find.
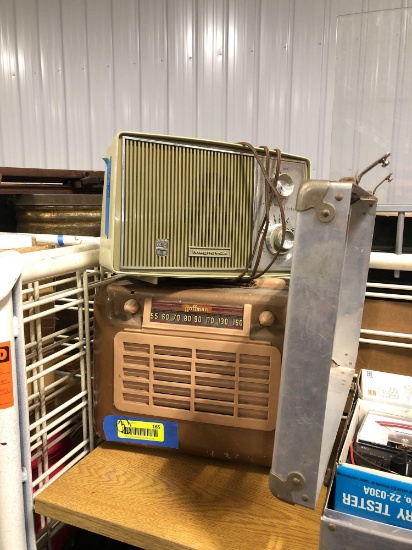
[296,181,335,223]
[269,471,306,505]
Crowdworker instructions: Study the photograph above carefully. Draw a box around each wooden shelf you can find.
[35,442,326,549]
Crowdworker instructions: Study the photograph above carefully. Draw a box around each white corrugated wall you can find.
[0,0,411,204]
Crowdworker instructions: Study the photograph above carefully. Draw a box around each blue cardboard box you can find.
[335,463,412,529]
[333,371,412,531]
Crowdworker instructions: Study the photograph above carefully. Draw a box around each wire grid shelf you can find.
[361,281,412,350]
[360,206,412,352]
[21,252,410,548]
[22,264,107,548]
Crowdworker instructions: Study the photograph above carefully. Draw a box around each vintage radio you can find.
[94,277,287,466]
[99,132,310,278]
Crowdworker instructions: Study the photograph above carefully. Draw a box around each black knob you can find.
[390,452,408,476]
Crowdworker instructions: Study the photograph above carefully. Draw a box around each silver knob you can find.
[266,224,294,255]
[276,173,294,197]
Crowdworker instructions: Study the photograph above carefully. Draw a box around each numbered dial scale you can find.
[150,301,244,330]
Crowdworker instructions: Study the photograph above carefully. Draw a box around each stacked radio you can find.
[95,132,310,465]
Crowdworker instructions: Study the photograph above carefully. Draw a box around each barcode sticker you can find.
[103,415,179,448]
[117,420,164,442]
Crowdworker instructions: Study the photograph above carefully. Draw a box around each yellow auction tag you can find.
[116,419,165,442]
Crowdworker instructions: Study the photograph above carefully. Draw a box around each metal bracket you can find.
[269,471,305,504]
[355,152,390,185]
[271,179,377,510]
[358,195,378,216]
[296,180,335,223]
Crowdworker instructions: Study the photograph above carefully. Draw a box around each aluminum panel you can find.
[321,501,412,549]
[37,0,68,168]
[289,0,327,178]
[270,182,353,509]
[61,0,93,168]
[138,0,168,134]
[225,0,259,143]
[255,0,292,150]
[14,0,45,167]
[85,0,116,168]
[112,0,142,133]
[196,0,227,140]
[166,0,197,137]
[270,180,377,508]
[0,0,24,166]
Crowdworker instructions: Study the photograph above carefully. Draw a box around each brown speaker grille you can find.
[114,332,280,430]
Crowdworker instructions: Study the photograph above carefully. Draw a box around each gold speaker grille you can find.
[121,138,254,271]
[114,332,280,431]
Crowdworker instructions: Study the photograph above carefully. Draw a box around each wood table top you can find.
[35,442,326,549]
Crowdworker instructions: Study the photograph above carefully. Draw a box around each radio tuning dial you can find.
[276,173,294,197]
[266,224,294,256]
[259,311,276,327]
[124,299,140,315]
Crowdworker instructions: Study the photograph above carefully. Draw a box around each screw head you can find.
[321,209,330,218]
[328,524,336,532]
[302,494,309,502]
[292,477,301,486]
[335,193,343,201]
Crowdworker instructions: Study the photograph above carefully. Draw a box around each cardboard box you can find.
[333,370,412,530]
[361,369,412,409]
[335,463,412,529]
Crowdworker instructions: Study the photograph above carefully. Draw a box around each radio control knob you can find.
[124,299,139,315]
[266,224,294,255]
[276,173,294,197]
[259,311,275,327]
